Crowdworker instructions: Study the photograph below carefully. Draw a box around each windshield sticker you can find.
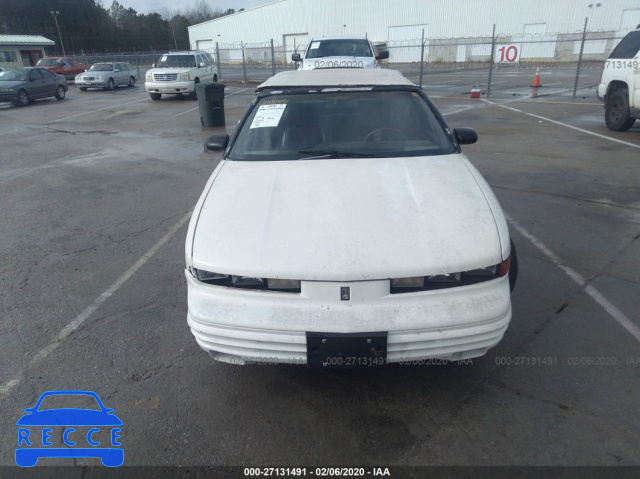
[160,55,167,62]
[250,103,288,128]
[309,42,320,50]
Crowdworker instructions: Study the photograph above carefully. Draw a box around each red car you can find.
[36,57,88,80]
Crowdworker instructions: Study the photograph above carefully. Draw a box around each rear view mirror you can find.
[453,128,478,145]
[206,134,230,151]
[292,53,301,62]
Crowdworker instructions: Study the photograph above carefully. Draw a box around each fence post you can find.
[271,38,276,77]
[573,17,588,97]
[241,41,247,82]
[216,41,222,81]
[419,28,425,89]
[487,24,496,98]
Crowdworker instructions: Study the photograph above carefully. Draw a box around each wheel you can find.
[190,79,199,100]
[106,78,115,91]
[79,87,87,91]
[364,128,407,142]
[149,93,161,100]
[128,76,135,87]
[605,90,635,132]
[55,85,66,100]
[16,89,29,106]
[509,239,518,292]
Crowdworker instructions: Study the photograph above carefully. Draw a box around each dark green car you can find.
[0,67,68,106]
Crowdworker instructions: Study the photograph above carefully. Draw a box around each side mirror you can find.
[375,51,389,60]
[206,134,230,151]
[199,62,205,67]
[151,63,155,68]
[292,53,301,62]
[453,127,478,145]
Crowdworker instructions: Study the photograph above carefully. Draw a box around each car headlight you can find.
[178,72,190,81]
[390,258,509,294]
[96,75,104,81]
[0,88,13,92]
[145,72,152,82]
[194,269,301,293]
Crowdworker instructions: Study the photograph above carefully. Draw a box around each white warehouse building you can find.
[189,0,640,65]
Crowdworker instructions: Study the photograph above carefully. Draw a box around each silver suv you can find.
[145,51,219,101]
[597,28,640,131]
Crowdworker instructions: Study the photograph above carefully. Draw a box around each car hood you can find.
[0,80,26,88]
[148,67,192,74]
[191,155,504,281]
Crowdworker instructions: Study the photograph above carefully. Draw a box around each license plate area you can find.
[306,332,388,368]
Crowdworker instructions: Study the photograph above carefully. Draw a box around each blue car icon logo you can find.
[16,390,123,467]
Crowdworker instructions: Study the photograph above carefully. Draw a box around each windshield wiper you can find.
[298,150,381,160]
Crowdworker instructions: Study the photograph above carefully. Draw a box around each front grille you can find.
[153,73,178,81]
[82,77,94,81]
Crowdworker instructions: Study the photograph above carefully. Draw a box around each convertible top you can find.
[256,69,415,91]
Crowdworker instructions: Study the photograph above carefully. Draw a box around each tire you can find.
[190,79,199,100]
[55,85,66,100]
[149,93,161,100]
[106,78,115,91]
[79,87,87,91]
[605,90,636,132]
[16,89,29,106]
[128,76,135,87]
[509,239,518,292]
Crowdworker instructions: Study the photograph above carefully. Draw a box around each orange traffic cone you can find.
[531,67,541,87]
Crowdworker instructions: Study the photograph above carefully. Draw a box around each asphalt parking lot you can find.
[1,75,639,476]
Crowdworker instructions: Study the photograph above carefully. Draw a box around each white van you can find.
[292,36,389,70]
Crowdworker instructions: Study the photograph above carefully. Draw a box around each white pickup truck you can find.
[597,27,640,131]
[291,36,389,70]
[145,51,219,100]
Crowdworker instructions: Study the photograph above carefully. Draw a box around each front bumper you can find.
[186,270,512,365]
[76,78,109,88]
[145,81,194,94]
[0,92,18,102]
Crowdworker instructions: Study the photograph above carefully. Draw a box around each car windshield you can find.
[156,55,196,68]
[0,69,27,81]
[228,90,455,161]
[36,59,60,67]
[89,63,113,71]
[306,39,373,59]
[36,394,101,411]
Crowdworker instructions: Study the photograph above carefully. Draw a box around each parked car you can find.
[292,36,389,69]
[185,69,517,368]
[597,26,640,131]
[36,56,89,80]
[144,50,219,100]
[75,62,138,91]
[0,67,67,106]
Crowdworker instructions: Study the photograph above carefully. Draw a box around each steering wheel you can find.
[364,128,407,142]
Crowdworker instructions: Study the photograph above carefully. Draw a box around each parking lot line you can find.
[170,88,250,118]
[507,213,640,343]
[45,98,149,123]
[0,209,193,400]
[482,99,640,150]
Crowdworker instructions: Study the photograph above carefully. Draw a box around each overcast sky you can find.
[119,0,275,16]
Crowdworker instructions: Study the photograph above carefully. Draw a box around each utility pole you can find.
[50,11,66,56]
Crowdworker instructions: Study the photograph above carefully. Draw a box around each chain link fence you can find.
[65,21,629,97]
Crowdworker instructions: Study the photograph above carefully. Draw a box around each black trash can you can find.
[196,82,226,127]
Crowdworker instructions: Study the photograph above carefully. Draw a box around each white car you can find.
[596,27,640,131]
[292,36,389,70]
[75,62,138,91]
[144,51,218,100]
[185,69,517,368]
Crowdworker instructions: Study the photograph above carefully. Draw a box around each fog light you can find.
[391,277,425,288]
[267,278,301,291]
[427,272,462,283]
